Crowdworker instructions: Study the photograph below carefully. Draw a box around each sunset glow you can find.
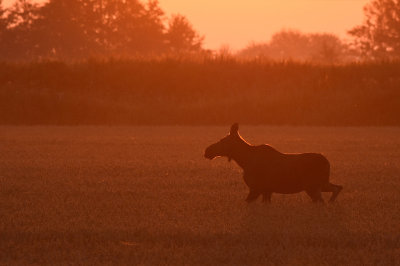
[4,0,370,50]
[159,0,370,50]
[3,0,400,264]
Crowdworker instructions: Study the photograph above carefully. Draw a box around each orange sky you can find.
[158,0,370,50]
[4,0,370,50]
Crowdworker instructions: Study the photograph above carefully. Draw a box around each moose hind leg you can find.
[322,182,343,202]
[246,190,260,203]
[306,189,324,203]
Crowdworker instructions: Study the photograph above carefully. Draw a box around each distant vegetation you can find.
[237,30,352,64]
[0,0,205,61]
[1,0,400,62]
[1,0,400,125]
[1,58,400,125]
[238,0,400,63]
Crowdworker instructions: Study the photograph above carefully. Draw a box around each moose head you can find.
[204,123,241,162]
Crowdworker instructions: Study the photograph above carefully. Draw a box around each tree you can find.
[1,0,40,60]
[348,0,400,59]
[268,30,311,61]
[0,0,6,30]
[12,0,168,59]
[34,0,168,59]
[103,0,166,56]
[165,14,203,54]
[0,0,7,42]
[308,33,346,64]
[0,0,204,60]
[32,0,96,59]
[6,0,39,28]
[0,1,7,60]
[237,30,347,64]
[237,42,271,59]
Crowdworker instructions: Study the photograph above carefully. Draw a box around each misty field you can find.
[1,126,400,265]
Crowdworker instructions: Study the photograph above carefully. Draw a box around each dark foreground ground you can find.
[1,126,400,265]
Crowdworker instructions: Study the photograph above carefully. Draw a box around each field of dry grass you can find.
[1,126,400,265]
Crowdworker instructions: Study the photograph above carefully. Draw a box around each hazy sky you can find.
[4,0,370,50]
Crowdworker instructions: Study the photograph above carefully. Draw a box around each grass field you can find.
[1,126,400,265]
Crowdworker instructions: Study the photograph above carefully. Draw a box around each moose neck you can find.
[229,137,252,170]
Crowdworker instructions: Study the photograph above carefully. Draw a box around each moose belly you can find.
[268,180,305,194]
[244,172,307,193]
[243,154,328,194]
[260,175,306,194]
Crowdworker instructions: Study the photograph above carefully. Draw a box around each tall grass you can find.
[1,58,399,125]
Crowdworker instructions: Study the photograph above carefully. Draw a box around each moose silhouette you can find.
[204,123,342,203]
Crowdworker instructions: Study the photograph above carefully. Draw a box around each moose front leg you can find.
[245,189,261,203]
[262,192,272,203]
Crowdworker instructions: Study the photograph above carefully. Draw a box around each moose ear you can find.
[230,123,239,135]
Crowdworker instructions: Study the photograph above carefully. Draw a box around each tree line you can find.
[0,0,204,61]
[237,31,350,64]
[0,0,399,62]
[238,0,400,63]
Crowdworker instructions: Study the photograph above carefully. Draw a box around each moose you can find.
[204,123,342,203]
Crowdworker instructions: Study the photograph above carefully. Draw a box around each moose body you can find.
[204,124,342,203]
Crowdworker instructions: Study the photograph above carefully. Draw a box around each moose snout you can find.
[204,150,213,159]
[204,146,215,159]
